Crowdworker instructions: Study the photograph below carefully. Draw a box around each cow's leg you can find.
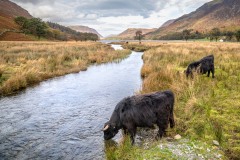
[123,129,127,135]
[125,124,136,145]
[128,127,136,145]
[157,119,168,139]
[169,105,175,128]
[190,72,194,79]
[169,113,175,128]
[211,67,215,78]
[122,126,127,135]
[207,70,210,77]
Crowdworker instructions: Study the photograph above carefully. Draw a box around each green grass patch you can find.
[105,42,240,159]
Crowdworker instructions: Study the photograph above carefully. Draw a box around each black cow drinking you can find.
[103,90,175,144]
[185,55,214,78]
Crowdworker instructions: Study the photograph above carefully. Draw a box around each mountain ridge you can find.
[0,0,34,40]
[0,0,32,19]
[146,0,240,39]
[68,25,103,38]
[107,28,157,40]
[0,0,99,41]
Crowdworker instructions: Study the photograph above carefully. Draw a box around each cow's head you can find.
[102,122,119,140]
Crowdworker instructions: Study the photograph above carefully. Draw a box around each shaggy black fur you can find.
[103,90,175,144]
[186,55,214,78]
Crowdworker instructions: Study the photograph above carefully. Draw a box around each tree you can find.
[135,30,143,44]
[206,33,214,41]
[28,18,48,39]
[193,30,204,40]
[15,17,48,39]
[46,21,99,41]
[225,31,234,41]
[210,28,221,42]
[14,16,28,29]
[52,29,61,39]
[182,29,191,41]
[235,30,240,42]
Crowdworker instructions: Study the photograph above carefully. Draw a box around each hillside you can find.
[107,28,157,40]
[160,19,175,28]
[0,0,33,40]
[68,25,103,38]
[146,0,240,39]
[0,0,32,19]
[0,0,99,41]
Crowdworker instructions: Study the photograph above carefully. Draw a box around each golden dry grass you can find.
[0,41,130,96]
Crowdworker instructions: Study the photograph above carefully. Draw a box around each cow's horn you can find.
[102,125,109,131]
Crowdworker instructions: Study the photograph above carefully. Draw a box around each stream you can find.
[0,45,143,160]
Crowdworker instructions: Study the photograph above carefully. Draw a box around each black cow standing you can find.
[102,90,175,144]
[185,55,214,78]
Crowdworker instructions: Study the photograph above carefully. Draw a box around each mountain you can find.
[160,19,175,28]
[68,25,103,38]
[47,22,99,41]
[0,0,32,19]
[0,0,33,40]
[146,0,240,39]
[107,28,157,40]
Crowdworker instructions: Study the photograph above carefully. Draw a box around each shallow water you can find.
[0,45,143,160]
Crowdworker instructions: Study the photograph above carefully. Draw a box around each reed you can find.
[0,41,131,96]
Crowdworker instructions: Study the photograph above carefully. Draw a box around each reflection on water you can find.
[0,45,143,160]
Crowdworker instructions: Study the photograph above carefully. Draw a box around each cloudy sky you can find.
[12,0,212,37]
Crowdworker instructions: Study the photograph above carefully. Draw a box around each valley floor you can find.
[0,40,239,159]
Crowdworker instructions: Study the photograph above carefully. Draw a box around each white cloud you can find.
[32,6,55,18]
[77,13,85,18]
[85,14,98,19]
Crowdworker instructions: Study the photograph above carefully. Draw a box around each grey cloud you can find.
[11,0,212,36]
[77,0,155,10]
[12,0,167,19]
[75,0,162,18]
[12,0,55,5]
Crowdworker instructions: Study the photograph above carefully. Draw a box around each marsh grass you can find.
[141,42,240,159]
[106,41,240,159]
[122,43,151,52]
[0,41,131,96]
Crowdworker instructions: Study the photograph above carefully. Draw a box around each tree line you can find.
[156,28,240,42]
[14,16,99,41]
[47,22,99,41]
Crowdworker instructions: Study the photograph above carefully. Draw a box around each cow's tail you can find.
[164,90,175,128]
